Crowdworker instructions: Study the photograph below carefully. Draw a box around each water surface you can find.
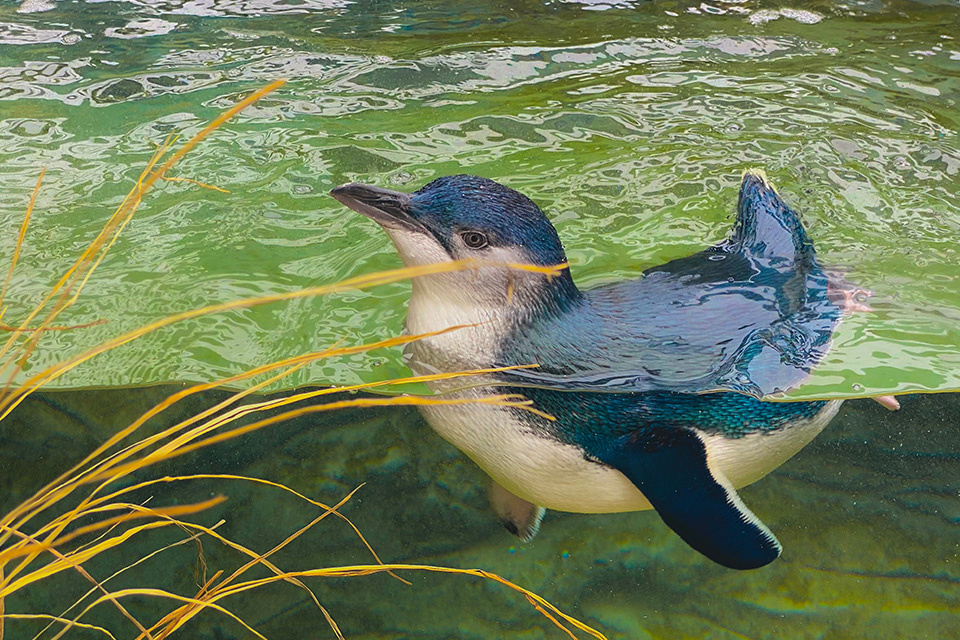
[0,0,958,398]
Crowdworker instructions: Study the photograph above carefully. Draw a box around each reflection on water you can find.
[2,386,957,638]
[0,0,957,398]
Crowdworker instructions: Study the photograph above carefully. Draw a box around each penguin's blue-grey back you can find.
[497,170,843,399]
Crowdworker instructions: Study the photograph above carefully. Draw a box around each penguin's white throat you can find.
[383,228,537,372]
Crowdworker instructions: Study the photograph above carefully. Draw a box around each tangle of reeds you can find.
[0,81,607,639]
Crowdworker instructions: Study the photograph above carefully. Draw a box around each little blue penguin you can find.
[330,170,894,570]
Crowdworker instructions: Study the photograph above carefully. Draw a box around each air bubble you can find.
[852,383,863,392]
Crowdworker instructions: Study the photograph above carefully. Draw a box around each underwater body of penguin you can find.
[331,170,898,570]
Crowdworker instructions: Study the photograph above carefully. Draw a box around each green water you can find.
[4,387,959,639]
[1,1,959,639]
[1,0,959,398]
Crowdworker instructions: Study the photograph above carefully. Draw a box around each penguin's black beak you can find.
[330,183,425,233]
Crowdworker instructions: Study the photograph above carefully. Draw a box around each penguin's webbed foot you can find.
[826,270,874,314]
[489,480,545,543]
[873,395,901,411]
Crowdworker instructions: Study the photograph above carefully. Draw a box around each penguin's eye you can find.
[460,230,489,249]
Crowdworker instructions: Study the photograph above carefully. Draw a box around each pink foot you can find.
[832,285,873,313]
[873,395,900,411]
[843,290,873,313]
[826,271,873,314]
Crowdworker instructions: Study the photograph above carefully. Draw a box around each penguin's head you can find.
[330,175,579,314]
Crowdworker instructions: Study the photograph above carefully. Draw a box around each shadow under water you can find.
[2,385,957,638]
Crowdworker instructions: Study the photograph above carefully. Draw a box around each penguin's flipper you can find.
[490,480,545,542]
[600,425,782,569]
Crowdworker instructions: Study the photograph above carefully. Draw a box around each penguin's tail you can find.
[726,169,816,263]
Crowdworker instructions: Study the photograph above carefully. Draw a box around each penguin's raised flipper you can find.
[490,480,545,542]
[600,425,782,570]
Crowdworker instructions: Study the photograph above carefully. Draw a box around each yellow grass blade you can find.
[0,614,116,640]
[98,394,546,483]
[6,485,358,638]
[176,563,608,640]
[0,380,528,596]
[1,499,224,596]
[0,257,562,423]
[0,497,226,567]
[2,355,327,536]
[0,395,544,589]
[159,176,229,193]
[1,377,543,598]
[2,525,152,639]
[0,318,108,333]
[1,520,171,597]
[3,90,261,376]
[56,511,336,640]
[144,80,286,197]
[0,168,43,313]
[526,594,580,640]
[82,589,266,640]
[39,528,217,640]
[0,80,288,392]
[0,334,539,549]
[0,329,480,548]
[0,139,171,378]
[143,487,364,638]
[66,475,395,576]
[25,498,218,557]
[215,484,359,589]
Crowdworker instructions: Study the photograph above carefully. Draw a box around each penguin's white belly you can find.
[703,399,842,489]
[419,397,842,514]
[419,400,646,513]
